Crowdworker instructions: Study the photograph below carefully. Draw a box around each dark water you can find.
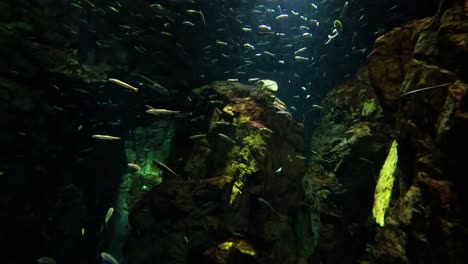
[0,0,441,263]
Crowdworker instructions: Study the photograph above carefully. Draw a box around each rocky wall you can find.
[305,1,468,263]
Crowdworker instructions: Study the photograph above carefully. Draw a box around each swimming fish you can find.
[153,161,178,177]
[127,163,141,171]
[37,257,56,264]
[105,207,114,225]
[258,197,282,217]
[92,135,121,140]
[146,109,181,115]
[218,133,235,144]
[101,252,119,264]
[108,78,138,92]
[189,134,207,139]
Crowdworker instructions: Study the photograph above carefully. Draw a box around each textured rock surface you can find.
[124,81,314,264]
[305,2,468,263]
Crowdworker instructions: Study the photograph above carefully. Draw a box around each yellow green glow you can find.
[372,140,398,227]
[218,241,234,251]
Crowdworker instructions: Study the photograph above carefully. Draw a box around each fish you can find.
[339,1,349,18]
[153,161,178,177]
[108,78,138,92]
[258,197,282,217]
[216,121,232,126]
[199,10,206,25]
[127,163,141,171]
[182,21,195,27]
[258,25,271,31]
[226,79,238,82]
[243,43,255,50]
[189,134,207,139]
[190,115,205,122]
[131,74,169,94]
[101,252,119,264]
[275,167,282,173]
[248,78,260,82]
[295,155,307,160]
[295,56,309,61]
[294,47,307,54]
[218,133,236,144]
[146,109,181,115]
[82,227,85,236]
[92,135,121,140]
[105,207,114,225]
[216,40,228,46]
[312,104,323,110]
[37,257,56,264]
[275,14,288,20]
[184,236,189,244]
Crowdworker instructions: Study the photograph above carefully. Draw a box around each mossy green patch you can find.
[224,120,268,205]
[361,99,377,117]
[372,140,398,226]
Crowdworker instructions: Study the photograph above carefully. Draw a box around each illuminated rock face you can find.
[305,3,468,264]
[124,81,311,264]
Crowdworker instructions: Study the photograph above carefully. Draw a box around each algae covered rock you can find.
[124,81,311,264]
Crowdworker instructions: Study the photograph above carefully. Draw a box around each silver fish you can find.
[218,133,235,144]
[101,252,119,264]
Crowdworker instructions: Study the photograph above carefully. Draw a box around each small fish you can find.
[232,232,246,238]
[92,135,121,140]
[276,110,291,115]
[294,47,307,54]
[210,100,224,104]
[312,104,323,110]
[248,78,260,82]
[161,31,173,37]
[275,14,288,20]
[101,252,119,264]
[81,227,85,236]
[146,109,180,115]
[295,56,309,61]
[243,43,255,50]
[258,197,282,217]
[216,40,228,46]
[263,51,275,57]
[199,10,206,25]
[295,155,307,160]
[258,25,271,30]
[108,78,139,92]
[218,133,236,144]
[37,257,56,264]
[105,207,114,225]
[182,21,195,27]
[216,121,232,126]
[242,27,252,32]
[153,160,178,177]
[189,134,207,139]
[275,167,282,173]
[149,3,164,11]
[107,6,119,13]
[226,79,238,82]
[190,115,205,122]
[183,236,189,244]
[127,163,141,171]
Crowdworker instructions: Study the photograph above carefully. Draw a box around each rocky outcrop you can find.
[124,82,315,264]
[305,2,468,263]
